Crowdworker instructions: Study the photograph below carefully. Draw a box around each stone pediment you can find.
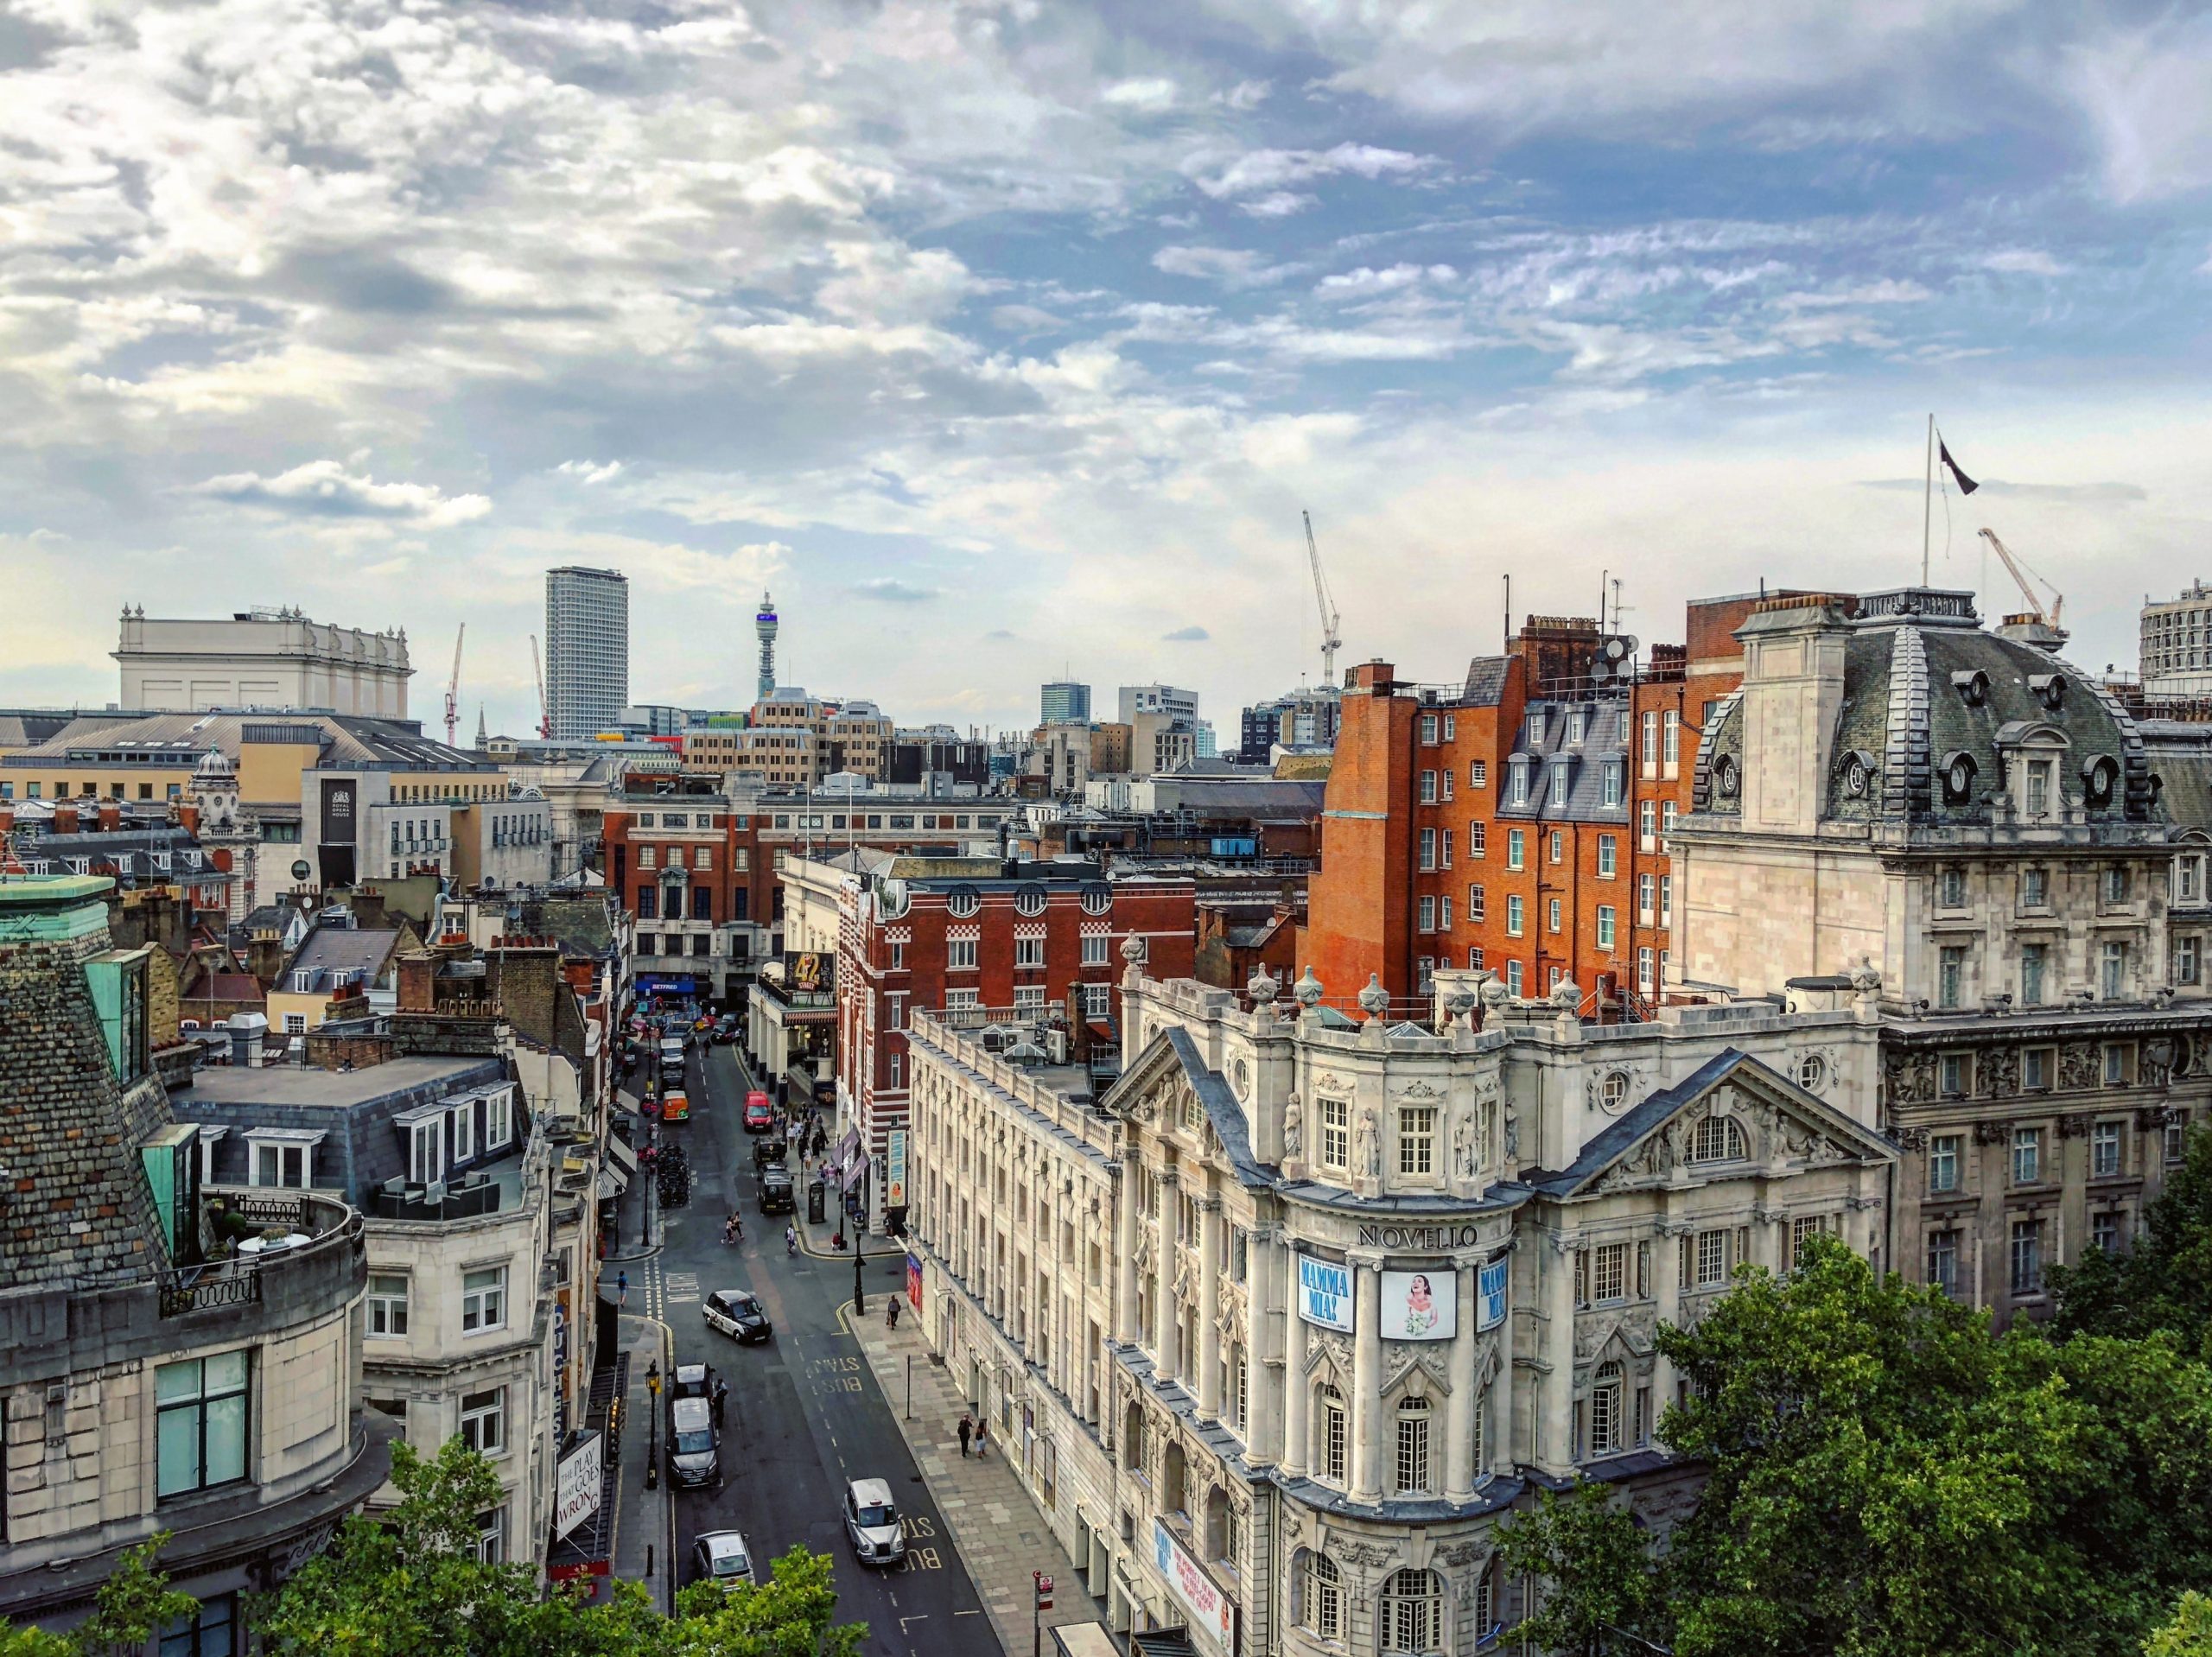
[1538,1047,1895,1201]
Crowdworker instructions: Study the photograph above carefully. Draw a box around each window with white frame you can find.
[1468,820,1486,858]
[1082,933,1109,966]
[461,1265,507,1334]
[1663,709,1681,769]
[1597,833,1616,877]
[1440,895,1453,929]
[1394,1396,1432,1495]
[1014,936,1045,967]
[1319,1097,1349,1169]
[452,1100,474,1161]
[1642,711,1660,768]
[946,988,980,1011]
[1506,895,1524,936]
[1549,765,1570,809]
[1507,828,1525,869]
[948,937,978,970]
[1509,763,1530,806]
[1506,961,1523,996]
[1596,905,1616,949]
[1083,983,1111,1019]
[486,1089,512,1150]
[1419,828,1436,870]
[1637,947,1655,995]
[460,1387,505,1456]
[475,1505,506,1565]
[1470,760,1487,789]
[1013,985,1046,1014]
[1602,763,1623,808]
[1639,799,1657,849]
[1419,769,1437,803]
[248,1129,321,1190]
[1468,884,1485,921]
[1587,1360,1624,1457]
[367,1274,409,1338]
[1638,872,1656,923]
[1399,1106,1436,1175]
[1441,828,1454,867]
[1318,1385,1347,1482]
[1418,895,1436,932]
[2091,1120,2122,1178]
[1382,1567,1442,1654]
[1302,1553,1342,1639]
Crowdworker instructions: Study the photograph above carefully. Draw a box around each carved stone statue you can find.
[1453,1113,1473,1178]
[1357,1109,1381,1178]
[1503,1101,1521,1159]
[1282,1093,1302,1159]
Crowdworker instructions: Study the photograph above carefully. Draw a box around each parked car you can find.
[753,1136,787,1173]
[668,1396,720,1489]
[842,1478,906,1565]
[704,1288,772,1344]
[713,1014,739,1044]
[758,1166,795,1215]
[743,1094,773,1133]
[691,1530,757,1588]
[672,1362,713,1403]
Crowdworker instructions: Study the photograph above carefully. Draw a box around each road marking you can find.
[666,1270,701,1303]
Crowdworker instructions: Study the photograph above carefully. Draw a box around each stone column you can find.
[1154,1171,1178,1371]
[1245,1229,1278,1465]
[1116,1149,1141,1346]
[1445,1257,1479,1501]
[1281,1252,1310,1479]
[1651,1218,1681,1418]
[1541,1234,1576,1474]
[1197,1198,1223,1421]
[1349,1253,1384,1505]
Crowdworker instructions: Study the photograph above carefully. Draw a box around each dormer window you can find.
[1566,708,1586,744]
[2026,760,2053,816]
[2030,672,2067,712]
[1951,669,1990,708]
[1548,765,1570,809]
[1939,750,1979,806]
[1526,711,1545,748]
[1509,761,1531,807]
[2081,755,2119,809]
[1840,750,1873,799]
[1713,754,1739,799]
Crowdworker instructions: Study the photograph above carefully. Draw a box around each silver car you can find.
[842,1476,905,1565]
[692,1529,757,1588]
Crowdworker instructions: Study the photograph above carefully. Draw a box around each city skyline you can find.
[3,3,2208,733]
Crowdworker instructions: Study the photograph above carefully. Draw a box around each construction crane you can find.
[1303,509,1343,688]
[1977,528,2065,635]
[530,634,551,739]
[442,623,465,747]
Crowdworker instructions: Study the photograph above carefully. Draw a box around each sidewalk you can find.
[844,1292,1103,1657]
[609,1312,676,1613]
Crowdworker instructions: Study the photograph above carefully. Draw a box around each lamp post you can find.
[644,1358,661,1489]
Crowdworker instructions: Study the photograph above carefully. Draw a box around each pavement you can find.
[608,1313,676,1612]
[613,1029,1001,1656]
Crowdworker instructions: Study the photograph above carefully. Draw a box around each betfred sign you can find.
[1035,1571,1054,1609]
[556,1430,603,1540]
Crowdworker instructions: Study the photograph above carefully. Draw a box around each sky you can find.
[3,0,2210,740]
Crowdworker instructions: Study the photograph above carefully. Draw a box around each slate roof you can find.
[1462,655,1510,706]
[284,924,402,987]
[9,827,229,886]
[3,709,494,778]
[1497,697,1632,826]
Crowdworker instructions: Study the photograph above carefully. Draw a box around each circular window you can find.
[1080,881,1113,916]
[1014,883,1048,917]
[1842,754,1870,798]
[1713,755,1739,798]
[1232,1057,1250,1101]
[1599,1071,1630,1113]
[1796,1053,1827,1092]
[2082,756,2119,808]
[1940,751,1978,805]
[946,885,981,918]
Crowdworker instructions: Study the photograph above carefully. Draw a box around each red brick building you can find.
[834,860,1197,1174]
[1304,594,1771,1013]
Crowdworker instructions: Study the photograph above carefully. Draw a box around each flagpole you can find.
[1922,413,1935,587]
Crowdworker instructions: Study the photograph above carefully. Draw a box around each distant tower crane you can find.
[1977,528,2067,644]
[530,634,551,739]
[1302,510,1343,688]
[442,623,465,747]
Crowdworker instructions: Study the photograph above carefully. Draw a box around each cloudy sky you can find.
[3,0,2210,738]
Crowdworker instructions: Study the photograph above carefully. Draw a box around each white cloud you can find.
[1152,245,1306,289]
[556,460,626,485]
[1101,78,1179,112]
[2062,12,2212,202]
[1979,249,2071,277]
[1238,191,1316,219]
[184,460,492,528]
[1187,142,1441,200]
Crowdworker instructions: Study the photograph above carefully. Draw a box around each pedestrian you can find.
[957,1413,973,1457]
[886,1296,900,1330]
[617,1269,629,1306]
[975,1418,988,1460]
[711,1375,728,1427]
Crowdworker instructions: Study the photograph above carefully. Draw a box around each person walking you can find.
[957,1413,973,1458]
[974,1417,988,1460]
[711,1375,728,1427]
[616,1269,629,1306]
[886,1296,900,1330]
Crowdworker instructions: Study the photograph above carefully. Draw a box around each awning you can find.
[598,1165,629,1199]
[606,1136,639,1178]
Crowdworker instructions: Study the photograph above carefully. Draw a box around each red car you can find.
[743,1094,773,1134]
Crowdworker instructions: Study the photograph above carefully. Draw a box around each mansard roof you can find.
[1102,1024,1265,1187]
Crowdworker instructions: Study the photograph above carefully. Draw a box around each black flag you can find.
[1938,438,1978,495]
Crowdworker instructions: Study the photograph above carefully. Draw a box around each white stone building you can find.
[116,606,413,717]
[906,954,1894,1654]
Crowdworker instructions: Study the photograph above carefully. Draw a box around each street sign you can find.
[1036,1572,1054,1609]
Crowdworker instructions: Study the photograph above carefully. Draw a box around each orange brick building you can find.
[1304,594,1781,1013]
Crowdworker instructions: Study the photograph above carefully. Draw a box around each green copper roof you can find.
[0,873,115,940]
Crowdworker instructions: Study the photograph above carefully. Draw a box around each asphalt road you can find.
[643,1033,995,1657]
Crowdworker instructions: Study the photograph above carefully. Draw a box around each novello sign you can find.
[1356,1223,1486,1251]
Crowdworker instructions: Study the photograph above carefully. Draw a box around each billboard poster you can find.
[906,1253,923,1311]
[1478,1256,1510,1331]
[886,1128,908,1207]
[790,952,834,993]
[1380,1268,1456,1341]
[1296,1255,1353,1332]
[555,1431,604,1540]
[1153,1520,1236,1651]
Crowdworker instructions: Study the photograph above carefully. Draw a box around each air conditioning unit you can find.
[1046,1030,1069,1064]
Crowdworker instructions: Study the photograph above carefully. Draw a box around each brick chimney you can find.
[52,805,79,835]
[486,935,560,1049]
[176,801,200,834]
[245,927,285,984]
[97,803,122,832]
[350,886,389,930]
[397,950,438,1013]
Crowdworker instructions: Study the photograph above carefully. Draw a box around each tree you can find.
[0,1533,200,1657]
[2053,1124,2212,1355]
[1496,1482,1667,1657]
[666,1548,866,1657]
[2145,1593,2212,1657]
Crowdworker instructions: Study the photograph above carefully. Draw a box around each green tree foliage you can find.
[252,1438,866,1657]
[0,1533,199,1657]
[2053,1125,2212,1355]
[2145,1592,2212,1657]
[1501,1235,2212,1657]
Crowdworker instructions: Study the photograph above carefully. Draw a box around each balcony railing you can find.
[163,1189,365,1319]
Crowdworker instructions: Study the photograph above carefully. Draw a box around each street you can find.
[637,1033,997,1657]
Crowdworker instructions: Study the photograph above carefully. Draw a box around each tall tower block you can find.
[755,591,779,704]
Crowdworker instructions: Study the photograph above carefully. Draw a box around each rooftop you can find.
[174,1054,487,1109]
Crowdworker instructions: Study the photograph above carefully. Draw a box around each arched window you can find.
[1395,1394,1433,1495]
[1203,1486,1229,1561]
[1692,1114,1746,1162]
[1589,1359,1624,1458]
[1317,1383,1348,1483]
[1163,1441,1189,1517]
[1122,1402,1144,1473]
[1300,1551,1343,1639]
[1382,1566,1443,1654]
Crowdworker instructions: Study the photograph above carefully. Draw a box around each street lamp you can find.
[644,1359,662,1490]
